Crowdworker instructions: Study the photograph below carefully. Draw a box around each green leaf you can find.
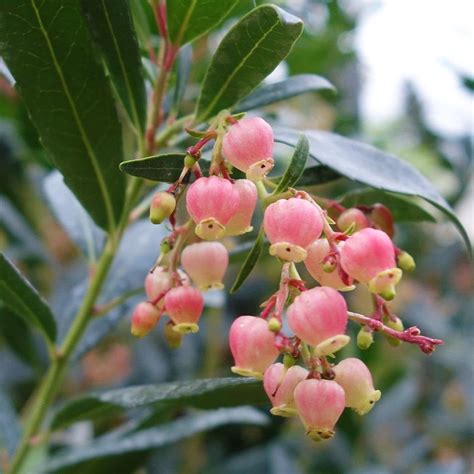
[230,227,265,293]
[120,153,187,182]
[340,189,437,223]
[42,407,268,472]
[272,134,309,194]
[81,0,147,133]
[172,44,193,115]
[51,377,266,430]
[166,0,239,47]
[0,254,56,343]
[284,164,341,187]
[0,1,126,231]
[275,129,471,252]
[235,74,335,112]
[0,305,41,369]
[195,5,303,122]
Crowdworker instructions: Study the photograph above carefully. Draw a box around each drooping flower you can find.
[229,315,279,378]
[164,286,204,334]
[333,357,381,415]
[130,302,161,338]
[224,179,258,236]
[222,116,274,181]
[336,208,370,233]
[263,198,324,262]
[181,242,228,290]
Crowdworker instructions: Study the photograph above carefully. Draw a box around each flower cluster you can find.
[130,113,443,441]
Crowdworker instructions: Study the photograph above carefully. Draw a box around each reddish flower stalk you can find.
[348,311,444,354]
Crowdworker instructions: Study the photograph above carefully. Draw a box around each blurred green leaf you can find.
[195,5,303,122]
[339,189,437,223]
[275,129,471,252]
[172,44,193,115]
[81,0,147,133]
[51,377,266,430]
[0,253,56,343]
[0,1,126,231]
[0,305,41,369]
[43,407,268,473]
[235,74,335,112]
[272,134,308,194]
[166,0,239,46]
[230,227,265,293]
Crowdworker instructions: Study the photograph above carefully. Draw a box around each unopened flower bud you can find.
[287,287,349,355]
[222,116,274,181]
[181,242,228,290]
[357,327,374,350]
[263,363,308,417]
[229,315,279,378]
[333,358,381,415]
[369,204,395,238]
[160,240,171,255]
[149,192,176,224]
[131,302,161,338]
[268,317,282,332]
[397,250,416,272]
[304,239,354,291]
[337,208,370,233]
[184,154,197,168]
[186,176,240,240]
[340,228,402,300]
[224,179,257,236]
[264,198,324,263]
[384,316,404,346]
[164,286,204,334]
[283,354,297,368]
[163,321,182,348]
[294,379,345,441]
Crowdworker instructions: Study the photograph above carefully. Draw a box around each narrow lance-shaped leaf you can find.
[51,377,266,430]
[120,153,189,182]
[0,1,126,231]
[81,0,147,133]
[0,254,56,343]
[269,164,341,188]
[235,74,336,112]
[230,227,265,293]
[195,5,304,122]
[272,134,309,194]
[166,0,239,47]
[275,128,471,252]
[42,407,268,472]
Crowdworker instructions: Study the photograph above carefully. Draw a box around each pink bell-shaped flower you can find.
[263,198,324,263]
[229,315,279,378]
[263,363,308,417]
[336,208,370,233]
[294,379,346,441]
[130,302,161,338]
[304,239,354,291]
[287,287,349,355]
[224,179,257,236]
[164,286,204,334]
[145,267,189,310]
[181,242,228,290]
[333,357,381,415]
[340,228,402,300]
[222,117,274,181]
[186,176,240,240]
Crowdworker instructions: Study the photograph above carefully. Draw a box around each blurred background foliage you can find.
[0,0,472,473]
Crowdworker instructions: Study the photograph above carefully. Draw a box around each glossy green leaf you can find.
[275,129,471,251]
[81,0,147,133]
[51,377,266,430]
[0,1,126,231]
[0,305,41,369]
[272,134,309,194]
[340,189,437,223]
[230,227,265,293]
[120,153,187,182]
[0,254,56,343]
[235,74,335,112]
[195,5,303,122]
[42,407,267,472]
[167,0,239,46]
[286,164,341,187]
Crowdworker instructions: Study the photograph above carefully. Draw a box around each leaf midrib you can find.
[197,15,281,121]
[173,0,198,46]
[100,0,143,133]
[31,0,116,231]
